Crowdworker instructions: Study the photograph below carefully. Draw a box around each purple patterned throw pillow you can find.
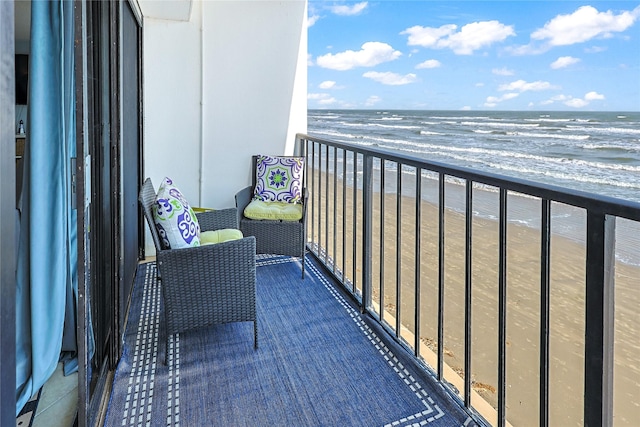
[254,155,304,203]
[152,177,201,249]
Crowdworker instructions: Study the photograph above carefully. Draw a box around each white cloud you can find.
[540,94,570,105]
[416,59,441,69]
[401,21,515,55]
[307,14,320,28]
[316,42,402,71]
[319,81,336,89]
[365,95,381,106]
[460,106,472,111]
[532,5,640,47]
[585,46,607,53]
[492,67,514,76]
[484,92,520,107]
[308,93,337,105]
[486,92,519,104]
[330,2,368,16]
[363,71,418,85]
[585,91,605,101]
[551,56,581,69]
[565,98,589,108]
[402,24,457,48]
[539,91,605,108]
[498,79,558,92]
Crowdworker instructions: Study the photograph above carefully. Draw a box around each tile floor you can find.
[32,363,77,427]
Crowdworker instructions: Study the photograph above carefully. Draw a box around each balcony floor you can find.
[103,254,479,426]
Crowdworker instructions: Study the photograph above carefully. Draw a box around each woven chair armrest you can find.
[235,186,253,214]
[196,208,239,231]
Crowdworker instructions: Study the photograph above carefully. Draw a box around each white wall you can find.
[142,0,307,254]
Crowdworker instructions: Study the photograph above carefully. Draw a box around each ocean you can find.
[307,109,640,266]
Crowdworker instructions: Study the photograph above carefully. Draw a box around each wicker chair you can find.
[235,156,307,278]
[139,178,257,362]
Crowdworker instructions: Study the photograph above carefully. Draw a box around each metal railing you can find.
[298,133,640,427]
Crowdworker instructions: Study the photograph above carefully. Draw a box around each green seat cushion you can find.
[244,200,303,221]
[200,229,244,245]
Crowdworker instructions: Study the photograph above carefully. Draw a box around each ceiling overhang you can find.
[138,0,193,22]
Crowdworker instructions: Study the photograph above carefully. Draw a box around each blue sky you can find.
[307,1,640,111]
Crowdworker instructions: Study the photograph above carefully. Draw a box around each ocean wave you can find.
[566,126,640,135]
[309,114,341,120]
[471,144,639,173]
[339,121,421,130]
[429,116,491,121]
[506,131,590,140]
[319,130,639,175]
[461,121,540,129]
[580,142,640,152]
[525,118,573,123]
[310,129,362,140]
[307,110,640,205]
[483,161,640,191]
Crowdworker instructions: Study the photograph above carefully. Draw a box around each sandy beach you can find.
[309,170,640,426]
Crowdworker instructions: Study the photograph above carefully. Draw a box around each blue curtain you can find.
[15,0,77,415]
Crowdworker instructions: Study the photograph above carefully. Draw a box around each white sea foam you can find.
[566,125,640,135]
[506,131,590,140]
[339,121,421,130]
[580,142,640,151]
[461,121,540,129]
[525,118,573,123]
[429,116,491,121]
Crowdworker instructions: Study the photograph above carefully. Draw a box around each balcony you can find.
[104,134,639,427]
[298,133,640,427]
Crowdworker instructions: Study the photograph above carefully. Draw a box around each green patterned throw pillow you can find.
[254,155,304,204]
[152,177,200,249]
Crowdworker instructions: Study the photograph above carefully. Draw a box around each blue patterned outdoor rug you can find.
[16,389,40,427]
[104,255,478,427]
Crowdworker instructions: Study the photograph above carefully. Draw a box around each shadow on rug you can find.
[104,255,478,427]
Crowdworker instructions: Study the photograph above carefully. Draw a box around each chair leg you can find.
[254,320,258,349]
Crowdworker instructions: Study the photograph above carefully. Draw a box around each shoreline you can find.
[324,162,640,268]
[310,170,640,426]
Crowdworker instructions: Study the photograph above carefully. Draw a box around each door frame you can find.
[0,1,16,425]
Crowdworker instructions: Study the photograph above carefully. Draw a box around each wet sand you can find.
[309,174,640,426]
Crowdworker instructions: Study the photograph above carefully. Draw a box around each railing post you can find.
[540,199,551,427]
[584,212,615,427]
[362,154,373,312]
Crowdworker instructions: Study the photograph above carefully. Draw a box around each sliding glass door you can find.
[75,1,142,425]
